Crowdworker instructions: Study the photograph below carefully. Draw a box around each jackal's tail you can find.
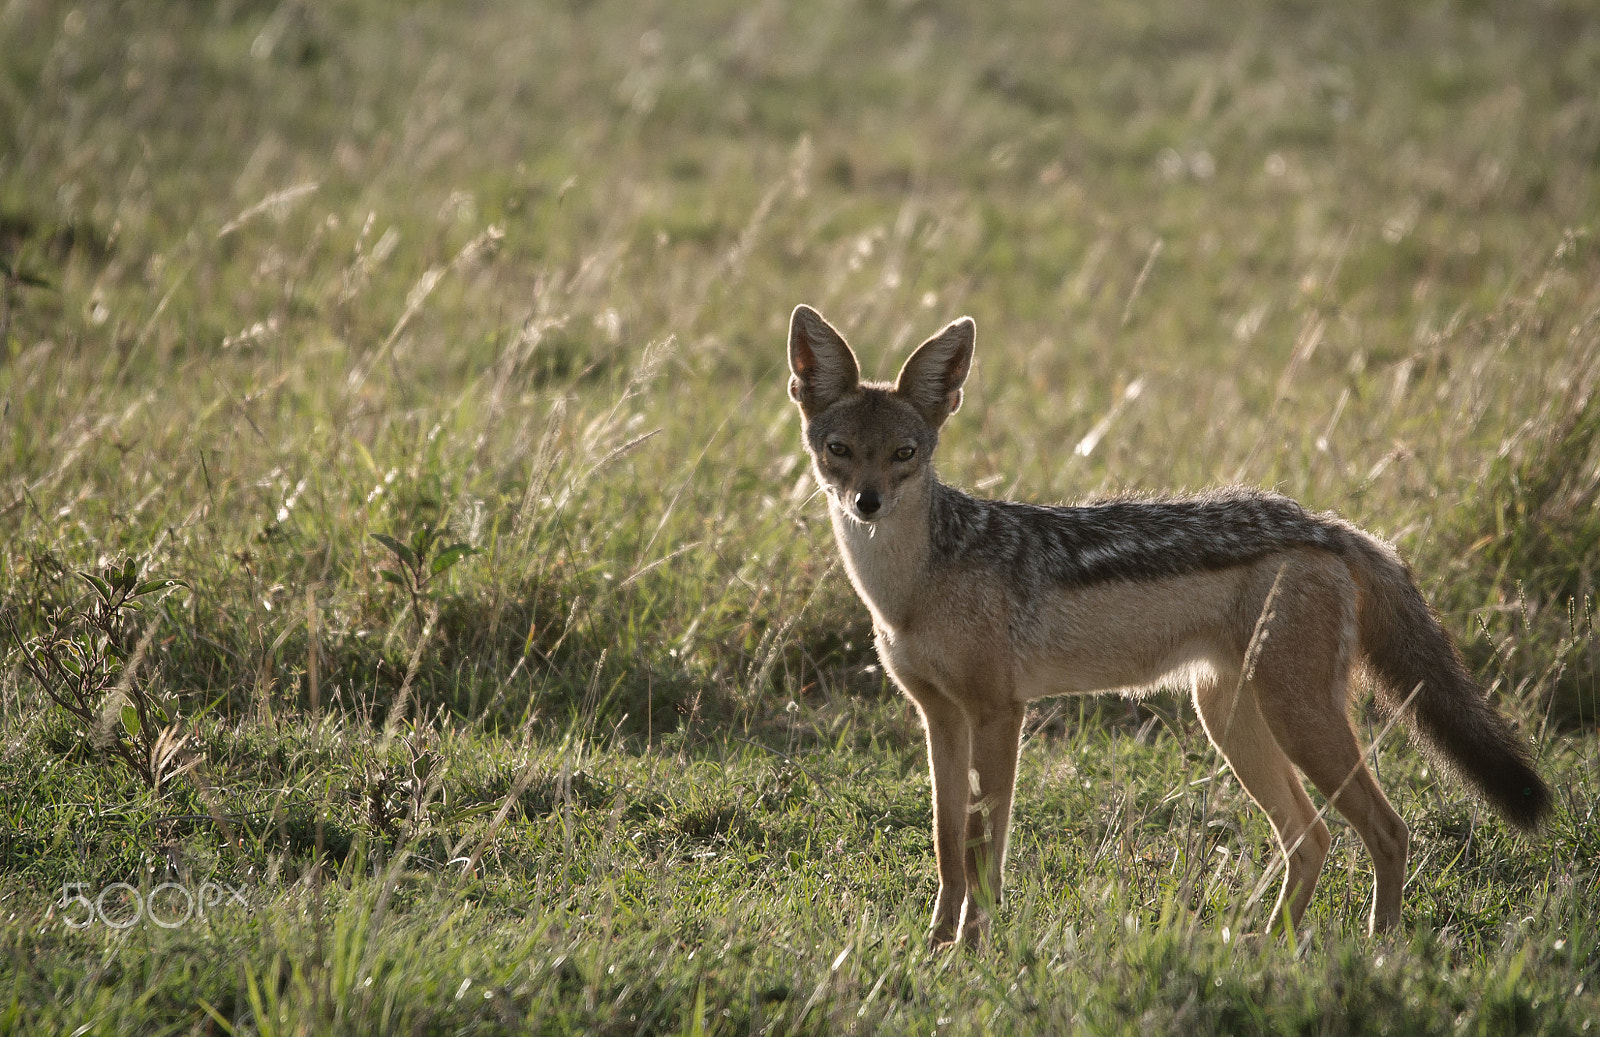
[1341,529,1551,831]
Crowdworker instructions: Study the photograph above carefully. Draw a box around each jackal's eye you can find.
[893,445,916,461]
[827,441,849,457]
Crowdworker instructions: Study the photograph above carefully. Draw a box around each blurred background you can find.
[5,0,1598,725]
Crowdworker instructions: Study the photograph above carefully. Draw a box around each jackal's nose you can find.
[854,489,881,517]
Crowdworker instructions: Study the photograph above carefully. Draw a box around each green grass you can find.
[3,0,1600,1032]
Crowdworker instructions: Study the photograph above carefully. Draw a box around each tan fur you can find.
[787,304,1546,948]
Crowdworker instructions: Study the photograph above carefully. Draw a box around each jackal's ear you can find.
[895,316,974,427]
[788,305,860,416]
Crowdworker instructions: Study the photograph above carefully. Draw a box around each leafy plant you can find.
[0,251,52,345]
[4,558,194,791]
[371,524,478,638]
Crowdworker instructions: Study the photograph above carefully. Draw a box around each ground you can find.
[2,0,1599,1033]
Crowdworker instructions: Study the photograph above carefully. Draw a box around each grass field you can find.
[3,0,1600,1032]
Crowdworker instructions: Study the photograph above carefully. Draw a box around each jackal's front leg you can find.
[961,702,1026,945]
[907,685,973,948]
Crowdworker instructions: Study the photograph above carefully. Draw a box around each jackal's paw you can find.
[1229,928,1304,952]
[960,915,990,948]
[928,917,990,952]
[1229,930,1268,952]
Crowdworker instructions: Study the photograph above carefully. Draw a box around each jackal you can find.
[786,304,1548,947]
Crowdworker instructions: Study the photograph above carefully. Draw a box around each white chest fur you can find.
[828,494,931,634]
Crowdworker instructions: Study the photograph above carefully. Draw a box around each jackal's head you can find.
[787,304,973,523]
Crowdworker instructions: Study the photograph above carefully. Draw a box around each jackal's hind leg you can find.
[1242,566,1410,934]
[1194,673,1332,933]
[1252,681,1409,933]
